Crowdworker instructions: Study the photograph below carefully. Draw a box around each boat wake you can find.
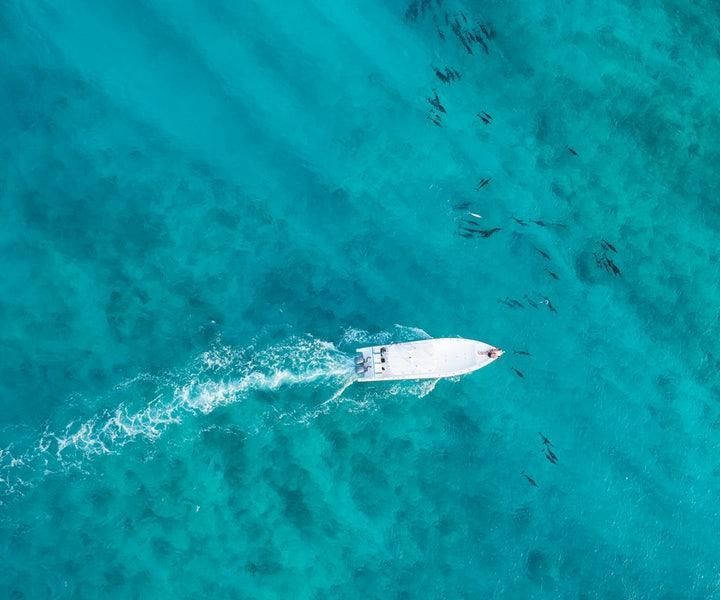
[0,326,442,502]
[338,324,433,348]
[0,336,348,499]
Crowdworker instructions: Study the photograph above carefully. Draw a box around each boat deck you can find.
[354,338,500,382]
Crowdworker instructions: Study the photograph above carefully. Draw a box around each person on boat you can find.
[487,347,503,359]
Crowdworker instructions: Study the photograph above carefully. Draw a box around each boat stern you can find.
[353,345,388,380]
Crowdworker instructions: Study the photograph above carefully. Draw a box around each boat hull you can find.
[354,338,501,382]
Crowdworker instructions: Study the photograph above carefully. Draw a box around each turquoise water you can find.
[2,0,720,597]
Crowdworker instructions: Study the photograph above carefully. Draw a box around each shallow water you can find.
[1,0,720,597]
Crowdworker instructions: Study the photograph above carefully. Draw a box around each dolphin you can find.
[428,90,447,113]
[601,239,617,253]
[541,296,557,313]
[538,432,553,446]
[476,35,490,54]
[524,295,539,309]
[545,268,560,280]
[521,470,538,487]
[427,113,443,127]
[498,297,523,309]
[451,20,474,54]
[433,67,450,83]
[593,252,609,270]
[478,227,502,238]
[607,258,622,276]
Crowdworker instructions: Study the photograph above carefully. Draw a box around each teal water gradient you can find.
[2,0,720,597]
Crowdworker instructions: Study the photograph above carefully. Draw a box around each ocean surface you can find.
[1,0,720,597]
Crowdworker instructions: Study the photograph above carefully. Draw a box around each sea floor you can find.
[1,0,720,598]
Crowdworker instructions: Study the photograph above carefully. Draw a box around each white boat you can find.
[354,338,503,382]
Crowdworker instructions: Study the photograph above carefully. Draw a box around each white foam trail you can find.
[0,336,353,499]
[51,337,350,457]
[339,327,394,346]
[0,330,445,502]
[392,324,433,341]
[295,375,357,425]
[339,324,433,348]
